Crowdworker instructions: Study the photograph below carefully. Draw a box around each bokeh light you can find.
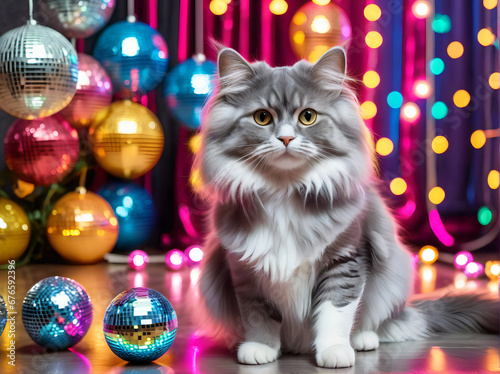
[453,251,473,270]
[360,101,377,119]
[485,260,500,280]
[269,0,288,15]
[430,58,445,75]
[128,249,149,270]
[165,249,187,271]
[471,129,486,149]
[313,0,331,4]
[401,102,420,122]
[488,170,499,189]
[364,4,382,21]
[365,31,383,48]
[375,137,394,156]
[431,101,448,120]
[464,261,484,279]
[432,136,449,154]
[363,70,380,88]
[428,186,445,205]
[413,80,431,99]
[210,0,228,15]
[478,206,493,226]
[412,1,431,19]
[478,28,496,46]
[387,91,403,108]
[186,245,204,264]
[453,89,471,108]
[489,72,500,89]
[432,14,451,33]
[390,178,407,195]
[419,245,439,264]
[484,0,498,9]
[447,41,464,59]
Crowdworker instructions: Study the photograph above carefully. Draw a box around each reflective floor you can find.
[0,261,498,374]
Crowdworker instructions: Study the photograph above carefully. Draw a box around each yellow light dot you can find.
[375,137,394,156]
[419,245,439,264]
[292,11,307,25]
[363,70,380,88]
[313,0,331,4]
[269,0,288,15]
[488,170,500,189]
[478,28,496,46]
[293,31,305,45]
[390,178,407,195]
[429,186,445,205]
[484,0,498,9]
[110,217,118,226]
[308,45,329,63]
[432,136,449,154]
[485,261,500,280]
[413,80,431,99]
[401,102,420,122]
[471,130,486,149]
[311,15,331,33]
[364,4,382,21]
[189,134,202,154]
[360,101,377,120]
[453,89,471,108]
[210,0,227,16]
[489,72,499,89]
[447,41,464,59]
[366,31,383,48]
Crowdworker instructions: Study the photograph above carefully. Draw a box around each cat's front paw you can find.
[316,344,355,368]
[237,342,279,365]
[351,331,379,351]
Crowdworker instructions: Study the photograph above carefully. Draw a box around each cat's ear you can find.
[311,46,347,93]
[217,48,254,92]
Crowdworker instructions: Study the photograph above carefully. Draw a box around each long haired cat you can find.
[193,46,499,368]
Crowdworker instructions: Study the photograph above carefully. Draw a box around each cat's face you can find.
[195,47,372,200]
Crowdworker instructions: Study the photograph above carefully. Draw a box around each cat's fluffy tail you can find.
[377,288,499,342]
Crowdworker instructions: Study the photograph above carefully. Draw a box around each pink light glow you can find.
[128,250,149,270]
[398,200,417,218]
[428,209,455,247]
[464,261,484,279]
[178,0,189,62]
[179,204,199,238]
[186,245,204,264]
[239,0,250,59]
[166,249,187,270]
[453,251,474,270]
[134,272,145,287]
[261,0,272,63]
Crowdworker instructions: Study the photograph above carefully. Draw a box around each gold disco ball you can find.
[289,1,351,62]
[46,187,119,264]
[89,100,165,179]
[0,197,31,265]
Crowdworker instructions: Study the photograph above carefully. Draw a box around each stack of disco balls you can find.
[19,276,177,364]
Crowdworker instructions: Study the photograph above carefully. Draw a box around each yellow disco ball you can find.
[0,197,31,265]
[46,188,119,264]
[289,1,351,62]
[89,100,165,179]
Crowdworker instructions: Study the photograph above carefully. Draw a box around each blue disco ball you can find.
[97,182,156,251]
[93,20,168,98]
[164,55,216,130]
[103,287,177,363]
[22,276,93,350]
[0,294,6,336]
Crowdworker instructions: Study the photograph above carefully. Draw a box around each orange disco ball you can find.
[89,100,164,179]
[289,1,351,62]
[0,197,31,265]
[46,188,119,264]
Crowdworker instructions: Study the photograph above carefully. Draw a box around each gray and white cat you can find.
[193,46,498,368]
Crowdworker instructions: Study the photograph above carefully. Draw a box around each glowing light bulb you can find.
[128,250,149,270]
[401,102,420,122]
[269,0,288,15]
[390,178,407,195]
[375,137,394,156]
[186,245,204,264]
[431,136,449,154]
[412,1,431,19]
[488,170,499,189]
[419,245,439,264]
[165,249,187,270]
[485,261,500,280]
[210,0,228,15]
[428,186,445,205]
[453,251,473,270]
[413,80,431,99]
[364,4,381,21]
[464,261,484,279]
[311,15,331,33]
[471,130,486,149]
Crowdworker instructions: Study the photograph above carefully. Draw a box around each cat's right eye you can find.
[254,110,273,126]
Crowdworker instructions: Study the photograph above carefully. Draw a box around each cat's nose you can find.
[278,136,295,147]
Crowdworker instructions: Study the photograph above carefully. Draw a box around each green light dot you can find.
[387,91,403,108]
[432,14,452,34]
[478,206,492,226]
[430,58,445,75]
[432,102,448,120]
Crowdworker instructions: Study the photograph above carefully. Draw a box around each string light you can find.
[412,1,431,19]
[360,101,377,119]
[484,0,498,9]
[432,14,451,33]
[363,70,380,88]
[165,249,187,270]
[485,260,500,280]
[401,102,420,122]
[128,250,149,270]
[364,4,381,21]
[419,245,439,264]
[488,170,499,189]
[375,137,394,156]
[387,91,403,108]
[453,251,473,270]
[311,15,331,33]
[478,28,496,46]
[471,130,486,149]
[390,178,407,195]
[210,0,228,15]
[447,41,464,59]
[478,206,493,225]
[428,186,445,205]
[429,58,445,75]
[413,80,432,99]
[464,261,484,279]
[453,89,471,108]
[431,101,448,120]
[432,136,449,154]
[365,31,383,48]
[269,0,288,16]
[489,72,499,89]
[186,245,204,264]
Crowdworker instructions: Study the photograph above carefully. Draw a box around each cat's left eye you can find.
[254,110,273,126]
[298,109,317,126]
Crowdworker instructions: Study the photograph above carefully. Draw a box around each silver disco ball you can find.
[38,0,116,39]
[0,22,78,119]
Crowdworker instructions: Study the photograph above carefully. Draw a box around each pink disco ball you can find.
[4,115,80,186]
[58,53,112,129]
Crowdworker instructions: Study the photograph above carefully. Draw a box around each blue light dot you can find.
[123,196,133,209]
[432,101,448,120]
[430,58,445,75]
[387,91,403,108]
[116,206,128,217]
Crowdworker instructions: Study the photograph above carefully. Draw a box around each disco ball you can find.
[22,276,93,350]
[0,197,31,265]
[59,53,112,129]
[93,20,168,98]
[103,287,178,363]
[0,22,78,119]
[289,1,351,62]
[0,294,7,336]
[164,55,216,130]
[38,0,116,39]
[97,181,156,251]
[3,115,80,186]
